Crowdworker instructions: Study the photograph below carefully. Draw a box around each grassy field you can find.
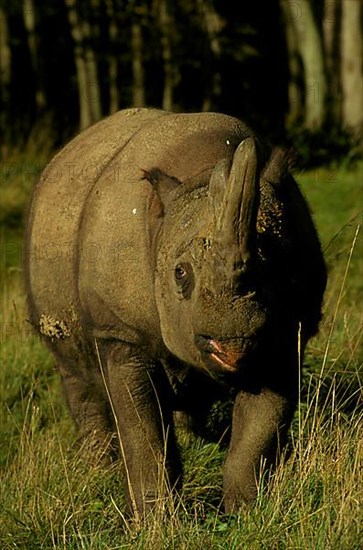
[0,152,362,549]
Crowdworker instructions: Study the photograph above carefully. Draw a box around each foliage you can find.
[0,151,362,547]
[289,127,363,169]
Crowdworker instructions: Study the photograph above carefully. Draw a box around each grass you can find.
[0,152,362,549]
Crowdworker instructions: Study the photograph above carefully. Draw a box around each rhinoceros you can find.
[24,108,326,516]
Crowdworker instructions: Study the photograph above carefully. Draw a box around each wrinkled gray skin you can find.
[25,108,326,517]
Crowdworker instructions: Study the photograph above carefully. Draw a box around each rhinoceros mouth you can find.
[195,335,254,373]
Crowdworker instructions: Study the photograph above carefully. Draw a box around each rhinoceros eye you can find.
[175,263,188,282]
[174,262,194,298]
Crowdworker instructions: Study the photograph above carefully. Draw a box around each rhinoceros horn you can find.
[213,138,260,272]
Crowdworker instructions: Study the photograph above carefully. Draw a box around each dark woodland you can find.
[0,0,362,161]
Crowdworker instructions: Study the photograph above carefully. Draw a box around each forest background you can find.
[0,0,362,160]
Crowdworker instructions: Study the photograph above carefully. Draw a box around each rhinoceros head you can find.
[147,139,313,378]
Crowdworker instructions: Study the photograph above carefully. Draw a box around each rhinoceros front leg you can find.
[102,341,181,518]
[223,386,296,512]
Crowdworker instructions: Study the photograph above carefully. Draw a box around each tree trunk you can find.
[0,8,11,103]
[23,0,46,111]
[340,0,363,137]
[279,0,304,129]
[0,7,11,153]
[80,6,102,123]
[323,0,341,127]
[131,20,145,107]
[65,0,91,129]
[288,0,327,131]
[65,0,101,130]
[197,0,223,112]
[158,0,177,111]
[108,7,120,114]
[105,0,119,114]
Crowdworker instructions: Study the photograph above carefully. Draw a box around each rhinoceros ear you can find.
[142,168,181,208]
[261,147,297,187]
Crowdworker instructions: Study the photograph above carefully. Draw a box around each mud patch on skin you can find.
[39,314,71,340]
[257,195,284,237]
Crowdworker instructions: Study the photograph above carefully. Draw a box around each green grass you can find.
[0,155,362,549]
